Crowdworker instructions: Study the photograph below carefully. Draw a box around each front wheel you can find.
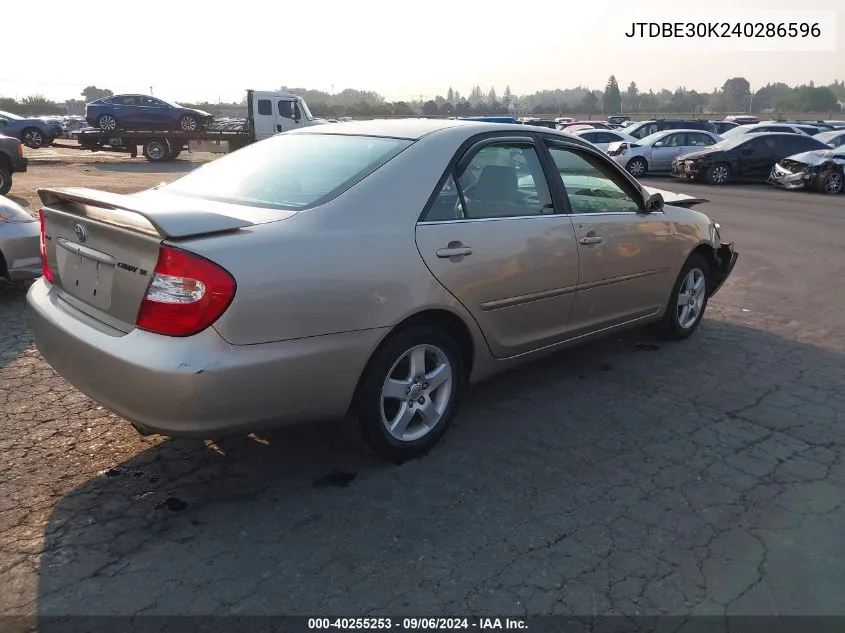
[179,115,199,132]
[658,253,711,340]
[345,325,464,462]
[817,169,843,195]
[706,162,730,185]
[142,139,170,162]
[626,156,648,178]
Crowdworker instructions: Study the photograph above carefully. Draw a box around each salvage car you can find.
[85,95,214,132]
[671,132,831,185]
[768,148,844,195]
[720,122,819,139]
[626,119,718,139]
[607,129,721,177]
[813,130,845,148]
[0,196,40,281]
[0,134,28,196]
[711,121,739,135]
[571,128,638,151]
[0,110,63,149]
[27,119,737,461]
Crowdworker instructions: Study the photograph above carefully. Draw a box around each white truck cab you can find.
[250,90,323,140]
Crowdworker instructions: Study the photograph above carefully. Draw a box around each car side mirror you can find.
[653,141,665,147]
[645,192,664,213]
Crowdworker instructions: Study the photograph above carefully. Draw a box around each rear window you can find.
[163,133,412,211]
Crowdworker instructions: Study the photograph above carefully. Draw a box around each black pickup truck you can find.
[0,134,28,196]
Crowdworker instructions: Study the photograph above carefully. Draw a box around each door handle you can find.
[436,246,473,258]
[579,236,603,245]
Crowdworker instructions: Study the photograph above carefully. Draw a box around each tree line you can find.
[1,78,842,119]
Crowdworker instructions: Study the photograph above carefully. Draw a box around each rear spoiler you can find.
[37,187,258,239]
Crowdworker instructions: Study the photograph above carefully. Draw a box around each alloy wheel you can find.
[380,344,453,442]
[676,267,706,329]
[824,172,843,194]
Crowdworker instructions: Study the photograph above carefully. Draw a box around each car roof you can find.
[291,118,597,147]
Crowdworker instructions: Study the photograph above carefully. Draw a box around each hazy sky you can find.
[4,0,842,104]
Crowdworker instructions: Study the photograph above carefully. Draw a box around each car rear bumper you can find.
[710,242,738,297]
[1,220,41,280]
[26,279,386,437]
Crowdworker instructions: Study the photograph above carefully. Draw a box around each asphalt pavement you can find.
[1,178,844,621]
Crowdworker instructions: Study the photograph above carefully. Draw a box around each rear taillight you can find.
[38,209,54,283]
[136,245,236,337]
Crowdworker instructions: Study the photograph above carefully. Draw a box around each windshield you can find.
[719,125,754,138]
[299,99,314,121]
[0,110,23,120]
[639,131,670,146]
[163,133,412,211]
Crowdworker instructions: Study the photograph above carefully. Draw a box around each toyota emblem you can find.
[74,223,87,243]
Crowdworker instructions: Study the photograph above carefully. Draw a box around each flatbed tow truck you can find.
[60,89,325,162]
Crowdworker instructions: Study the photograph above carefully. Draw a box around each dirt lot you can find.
[3,144,845,623]
[8,143,212,211]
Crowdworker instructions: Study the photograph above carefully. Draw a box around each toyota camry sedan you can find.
[27,120,737,461]
[607,129,722,177]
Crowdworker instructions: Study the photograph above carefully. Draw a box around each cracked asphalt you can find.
[2,154,845,620]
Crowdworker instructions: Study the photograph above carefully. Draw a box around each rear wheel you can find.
[21,128,44,149]
[626,156,648,177]
[706,162,730,185]
[168,142,183,160]
[345,325,464,462]
[658,253,711,340]
[97,114,118,132]
[0,167,11,195]
[817,169,843,195]
[142,139,170,162]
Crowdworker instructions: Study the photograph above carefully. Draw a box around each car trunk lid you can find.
[37,187,294,333]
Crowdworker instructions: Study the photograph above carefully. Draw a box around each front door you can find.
[650,132,692,171]
[276,99,301,134]
[416,137,580,358]
[738,136,778,179]
[543,142,676,335]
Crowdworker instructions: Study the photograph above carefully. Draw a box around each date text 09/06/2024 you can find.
[307,617,527,630]
[625,22,821,38]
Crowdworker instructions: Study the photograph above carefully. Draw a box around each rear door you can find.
[415,136,580,358]
[251,92,276,140]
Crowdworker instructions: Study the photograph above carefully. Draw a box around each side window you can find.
[257,99,272,116]
[596,132,615,144]
[662,133,685,147]
[689,133,715,146]
[278,100,294,119]
[121,96,138,106]
[423,142,554,221]
[547,146,642,215]
[582,132,600,143]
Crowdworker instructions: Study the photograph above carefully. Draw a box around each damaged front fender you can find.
[710,242,738,297]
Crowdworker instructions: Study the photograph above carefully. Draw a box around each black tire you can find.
[344,325,464,462]
[657,253,711,340]
[97,114,118,132]
[706,162,730,185]
[142,139,170,162]
[0,167,11,196]
[816,169,843,195]
[168,141,183,160]
[179,114,199,132]
[626,156,648,178]
[21,128,44,149]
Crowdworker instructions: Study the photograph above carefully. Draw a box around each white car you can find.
[720,122,818,139]
[606,129,722,177]
[813,130,845,148]
[572,128,639,151]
